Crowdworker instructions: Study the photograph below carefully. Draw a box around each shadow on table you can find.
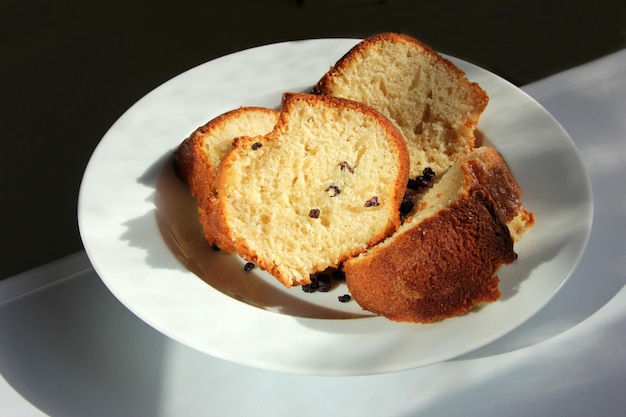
[0,264,167,417]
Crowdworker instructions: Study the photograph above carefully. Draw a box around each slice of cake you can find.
[343,146,528,323]
[313,32,489,178]
[174,107,279,250]
[214,92,410,287]
[454,146,535,242]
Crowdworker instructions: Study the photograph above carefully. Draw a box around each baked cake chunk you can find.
[174,107,279,250]
[343,146,525,322]
[214,92,410,287]
[313,32,489,177]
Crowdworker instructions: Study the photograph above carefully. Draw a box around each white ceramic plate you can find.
[78,38,593,376]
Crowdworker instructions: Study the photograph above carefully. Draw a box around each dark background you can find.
[1,0,625,280]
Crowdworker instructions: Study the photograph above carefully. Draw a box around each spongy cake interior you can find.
[315,34,487,177]
[218,95,408,286]
[204,109,280,172]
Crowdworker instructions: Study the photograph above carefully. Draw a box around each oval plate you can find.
[78,39,592,376]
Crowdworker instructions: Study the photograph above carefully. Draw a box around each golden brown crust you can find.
[173,107,279,251]
[211,134,269,255]
[313,33,488,115]
[462,147,535,240]
[343,158,518,323]
[463,147,522,223]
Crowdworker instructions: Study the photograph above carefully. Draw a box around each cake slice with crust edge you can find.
[343,146,532,323]
[313,32,489,178]
[213,92,410,287]
[174,106,279,251]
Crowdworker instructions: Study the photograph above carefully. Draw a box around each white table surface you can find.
[2,49,626,417]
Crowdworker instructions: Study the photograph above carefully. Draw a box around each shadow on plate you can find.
[134,151,373,319]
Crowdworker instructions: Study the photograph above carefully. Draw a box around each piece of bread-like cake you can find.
[454,146,535,242]
[174,107,279,250]
[214,92,410,287]
[343,146,529,323]
[313,32,489,178]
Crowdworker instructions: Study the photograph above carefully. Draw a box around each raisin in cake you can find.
[174,107,279,250]
[313,32,488,178]
[214,92,410,287]
[343,146,531,323]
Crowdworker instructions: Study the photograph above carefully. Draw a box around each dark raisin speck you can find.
[315,274,331,292]
[251,142,262,150]
[325,184,341,197]
[364,196,380,207]
[407,177,428,189]
[400,193,414,214]
[338,161,355,173]
[408,167,436,190]
[301,283,316,293]
[243,262,255,271]
[309,208,320,218]
[301,274,331,293]
[422,167,436,180]
[338,294,351,303]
